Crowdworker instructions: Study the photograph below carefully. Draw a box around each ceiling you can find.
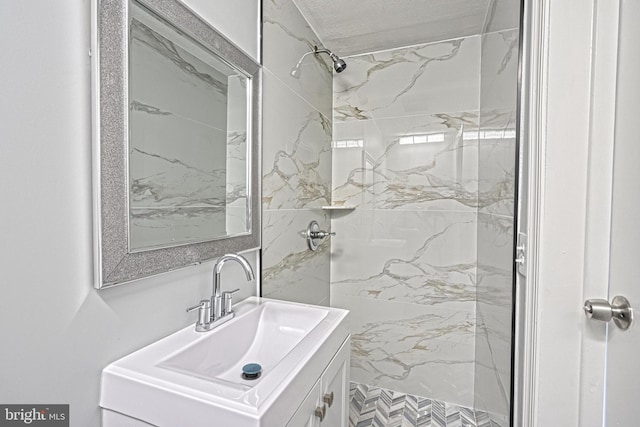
[292,0,512,57]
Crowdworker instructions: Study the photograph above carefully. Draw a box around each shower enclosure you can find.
[261,1,523,425]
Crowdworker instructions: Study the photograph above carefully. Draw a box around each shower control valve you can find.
[310,230,336,239]
[305,220,335,251]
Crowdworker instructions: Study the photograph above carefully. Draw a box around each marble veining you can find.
[474,210,514,417]
[263,5,321,63]
[338,40,463,117]
[127,8,242,250]
[475,307,511,408]
[331,211,477,306]
[262,110,332,209]
[130,146,227,207]
[131,18,227,95]
[493,31,519,75]
[227,130,247,150]
[261,210,330,305]
[350,313,475,378]
[262,69,332,210]
[477,114,517,216]
[474,25,519,419]
[263,0,333,117]
[129,207,226,249]
[261,3,520,420]
[483,0,521,35]
[334,292,475,405]
[262,233,328,283]
[262,241,329,300]
[331,35,482,408]
[332,112,479,211]
[261,1,333,308]
[334,37,480,122]
[130,100,171,116]
[225,130,248,200]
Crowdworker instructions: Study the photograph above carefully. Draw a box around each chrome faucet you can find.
[187,253,255,332]
[211,254,254,320]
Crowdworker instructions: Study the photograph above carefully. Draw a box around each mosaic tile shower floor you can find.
[349,383,508,427]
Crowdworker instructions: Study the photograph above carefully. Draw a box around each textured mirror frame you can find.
[91,0,261,289]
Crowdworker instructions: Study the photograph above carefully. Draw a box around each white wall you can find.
[0,1,259,426]
[183,0,260,60]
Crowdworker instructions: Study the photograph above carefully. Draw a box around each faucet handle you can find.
[222,289,240,315]
[187,299,211,330]
[187,299,210,312]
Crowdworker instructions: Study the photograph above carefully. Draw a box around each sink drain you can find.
[242,363,262,380]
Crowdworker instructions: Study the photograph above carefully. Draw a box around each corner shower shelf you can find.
[321,205,356,211]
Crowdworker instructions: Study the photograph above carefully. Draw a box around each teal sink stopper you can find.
[242,363,262,380]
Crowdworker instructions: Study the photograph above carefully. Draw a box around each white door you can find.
[519,0,640,424]
[602,0,640,423]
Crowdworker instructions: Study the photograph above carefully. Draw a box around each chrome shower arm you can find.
[290,45,347,78]
[293,50,317,69]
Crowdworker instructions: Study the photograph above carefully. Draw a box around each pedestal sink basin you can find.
[100,297,350,426]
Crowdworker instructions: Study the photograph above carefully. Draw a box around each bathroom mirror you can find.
[92,0,261,288]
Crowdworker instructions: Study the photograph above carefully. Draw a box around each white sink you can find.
[100,297,349,427]
[159,298,330,388]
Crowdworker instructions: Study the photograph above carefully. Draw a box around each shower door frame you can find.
[511,0,546,423]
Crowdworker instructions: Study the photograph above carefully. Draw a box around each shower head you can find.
[290,62,304,79]
[330,54,347,73]
[290,46,347,79]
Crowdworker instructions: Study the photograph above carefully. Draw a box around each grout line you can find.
[333,109,483,125]
[343,34,483,59]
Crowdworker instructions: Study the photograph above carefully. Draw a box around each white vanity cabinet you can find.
[287,338,350,427]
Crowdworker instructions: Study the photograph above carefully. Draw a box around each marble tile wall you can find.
[331,36,481,408]
[261,0,333,305]
[263,1,520,416]
[474,24,519,418]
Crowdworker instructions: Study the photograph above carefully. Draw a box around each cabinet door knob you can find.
[314,404,326,421]
[322,391,334,407]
